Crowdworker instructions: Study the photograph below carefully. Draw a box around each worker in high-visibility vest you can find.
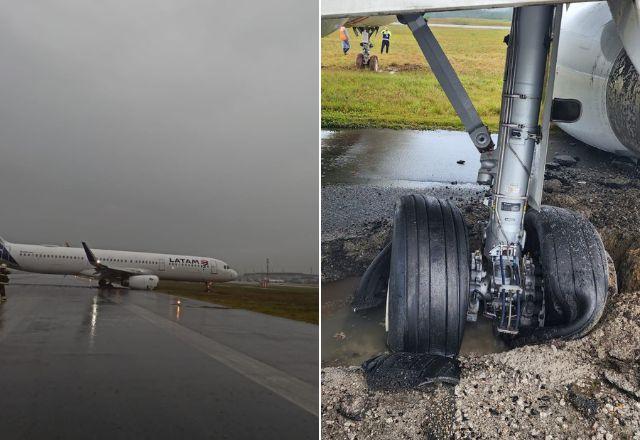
[381,28,391,54]
[339,25,350,55]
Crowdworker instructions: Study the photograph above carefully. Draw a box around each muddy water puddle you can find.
[322,128,612,189]
[321,129,491,186]
[322,277,507,367]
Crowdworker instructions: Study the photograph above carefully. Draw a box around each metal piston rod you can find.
[473,5,558,334]
[484,6,555,255]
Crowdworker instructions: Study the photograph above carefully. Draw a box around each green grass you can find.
[322,25,507,131]
[157,281,318,324]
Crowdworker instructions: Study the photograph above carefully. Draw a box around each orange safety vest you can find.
[339,26,348,41]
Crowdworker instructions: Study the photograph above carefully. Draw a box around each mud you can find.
[321,184,486,283]
[322,289,640,439]
[322,130,640,438]
[322,130,640,286]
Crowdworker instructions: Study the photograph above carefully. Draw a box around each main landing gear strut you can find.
[355,6,609,357]
[98,278,114,289]
[353,26,379,72]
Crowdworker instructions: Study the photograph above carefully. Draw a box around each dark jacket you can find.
[0,268,10,284]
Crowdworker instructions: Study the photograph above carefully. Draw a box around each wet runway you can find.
[0,274,318,439]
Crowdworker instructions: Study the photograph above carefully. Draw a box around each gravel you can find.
[322,290,640,439]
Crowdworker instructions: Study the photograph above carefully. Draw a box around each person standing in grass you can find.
[381,28,391,54]
[339,25,350,55]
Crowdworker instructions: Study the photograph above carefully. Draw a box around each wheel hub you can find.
[469,245,542,335]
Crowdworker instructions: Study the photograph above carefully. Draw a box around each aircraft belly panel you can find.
[322,0,593,18]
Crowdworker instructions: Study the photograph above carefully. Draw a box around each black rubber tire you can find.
[356,53,365,69]
[352,242,391,312]
[387,195,470,357]
[523,206,608,341]
[369,55,379,72]
[98,279,109,289]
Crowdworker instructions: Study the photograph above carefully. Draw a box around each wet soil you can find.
[321,130,640,283]
[322,288,640,439]
[322,130,640,438]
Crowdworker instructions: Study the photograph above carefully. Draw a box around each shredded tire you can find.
[522,205,608,342]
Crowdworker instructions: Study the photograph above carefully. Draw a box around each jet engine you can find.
[554,2,640,157]
[124,275,159,290]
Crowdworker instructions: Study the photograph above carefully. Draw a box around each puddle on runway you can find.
[322,277,507,367]
[321,129,495,186]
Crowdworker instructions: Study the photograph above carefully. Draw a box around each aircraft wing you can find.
[81,242,152,279]
[322,0,591,18]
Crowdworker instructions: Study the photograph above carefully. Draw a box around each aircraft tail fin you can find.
[0,237,17,266]
[82,242,98,266]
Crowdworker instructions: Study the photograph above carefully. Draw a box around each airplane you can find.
[0,236,237,290]
[322,0,640,360]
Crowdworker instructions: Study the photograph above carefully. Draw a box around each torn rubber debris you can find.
[352,242,390,312]
[362,352,460,391]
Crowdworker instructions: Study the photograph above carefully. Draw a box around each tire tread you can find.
[388,195,469,356]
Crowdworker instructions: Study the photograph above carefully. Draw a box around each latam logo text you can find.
[169,258,209,267]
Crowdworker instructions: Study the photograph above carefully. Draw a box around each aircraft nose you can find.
[230,269,238,280]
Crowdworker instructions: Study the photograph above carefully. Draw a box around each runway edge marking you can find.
[120,301,318,417]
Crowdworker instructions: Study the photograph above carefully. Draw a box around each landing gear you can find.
[368,55,379,72]
[353,26,379,72]
[465,6,608,343]
[521,206,608,340]
[205,281,214,292]
[386,195,469,356]
[356,5,608,358]
[98,279,114,289]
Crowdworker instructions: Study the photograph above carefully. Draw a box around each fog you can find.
[0,0,318,274]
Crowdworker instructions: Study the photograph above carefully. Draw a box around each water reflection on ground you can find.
[321,129,492,186]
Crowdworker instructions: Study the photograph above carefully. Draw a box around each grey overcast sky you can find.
[0,0,318,274]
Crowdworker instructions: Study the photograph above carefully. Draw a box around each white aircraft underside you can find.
[321,0,592,17]
[0,237,237,290]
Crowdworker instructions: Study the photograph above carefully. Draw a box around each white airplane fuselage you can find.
[554,2,640,157]
[0,240,237,286]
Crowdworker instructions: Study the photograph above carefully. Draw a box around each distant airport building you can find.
[240,272,317,285]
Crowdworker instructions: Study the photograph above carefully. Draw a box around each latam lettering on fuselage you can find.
[169,258,209,267]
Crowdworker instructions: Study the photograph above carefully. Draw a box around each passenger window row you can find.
[18,252,158,265]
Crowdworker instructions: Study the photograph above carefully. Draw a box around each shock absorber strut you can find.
[472,6,556,333]
[485,6,554,254]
